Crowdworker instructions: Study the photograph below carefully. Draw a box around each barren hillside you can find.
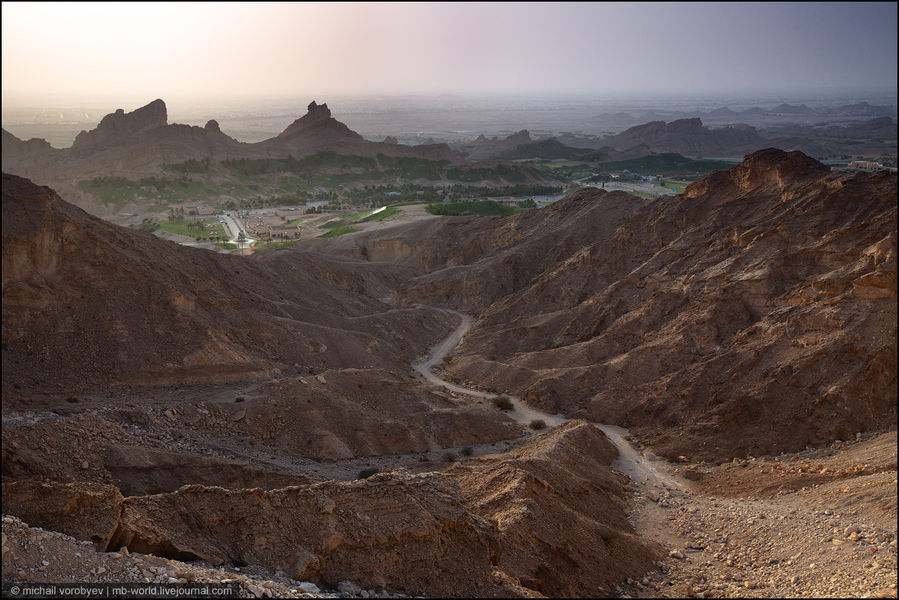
[308,149,897,461]
[2,149,896,597]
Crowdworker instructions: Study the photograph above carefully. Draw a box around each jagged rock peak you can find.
[383,136,398,144]
[204,119,220,132]
[507,129,531,143]
[739,147,828,175]
[72,99,167,149]
[685,148,829,198]
[306,101,331,120]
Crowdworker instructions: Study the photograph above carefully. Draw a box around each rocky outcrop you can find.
[2,421,652,597]
[601,117,765,156]
[1,481,123,548]
[273,100,364,148]
[450,422,661,596]
[110,472,523,596]
[466,129,533,160]
[1,129,56,159]
[72,99,168,151]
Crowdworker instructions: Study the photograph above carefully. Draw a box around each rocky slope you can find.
[313,149,897,462]
[2,422,656,598]
[1,173,456,398]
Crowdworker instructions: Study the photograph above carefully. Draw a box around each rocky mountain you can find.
[1,99,460,183]
[770,103,817,115]
[600,118,765,157]
[71,98,169,151]
[464,129,533,160]
[270,101,364,148]
[308,149,897,461]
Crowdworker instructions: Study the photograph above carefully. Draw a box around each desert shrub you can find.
[357,468,379,479]
[65,397,79,403]
[443,452,457,463]
[461,446,473,457]
[235,397,245,403]
[529,419,546,430]
[492,395,514,411]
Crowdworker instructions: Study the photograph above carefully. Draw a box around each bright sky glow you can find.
[2,2,897,104]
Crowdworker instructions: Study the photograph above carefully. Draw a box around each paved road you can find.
[221,214,254,246]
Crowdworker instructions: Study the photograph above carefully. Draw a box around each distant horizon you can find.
[3,87,897,113]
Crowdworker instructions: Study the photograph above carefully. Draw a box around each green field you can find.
[141,217,227,240]
[543,161,588,169]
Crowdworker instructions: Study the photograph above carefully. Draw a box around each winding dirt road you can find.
[413,308,681,492]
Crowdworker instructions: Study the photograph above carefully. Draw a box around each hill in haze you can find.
[1,100,555,217]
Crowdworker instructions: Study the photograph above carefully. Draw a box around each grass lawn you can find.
[152,219,227,240]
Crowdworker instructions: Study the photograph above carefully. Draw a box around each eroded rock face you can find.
[72,99,168,150]
[102,445,308,496]
[112,471,517,596]
[449,422,661,597]
[2,422,650,597]
[1,481,123,548]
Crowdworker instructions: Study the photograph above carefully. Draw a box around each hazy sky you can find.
[2,1,897,104]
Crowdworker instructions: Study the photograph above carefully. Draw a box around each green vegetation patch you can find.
[318,219,349,229]
[426,201,516,217]
[446,163,530,183]
[78,176,217,206]
[376,154,450,180]
[544,161,588,169]
[161,158,211,174]
[140,215,227,241]
[221,152,378,177]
